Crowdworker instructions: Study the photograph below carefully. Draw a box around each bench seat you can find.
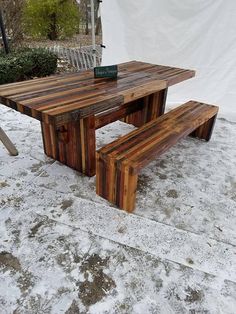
[96,101,219,212]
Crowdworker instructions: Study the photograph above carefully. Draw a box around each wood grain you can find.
[0,61,195,175]
[41,116,96,176]
[96,101,219,212]
[121,88,168,127]
[0,61,194,126]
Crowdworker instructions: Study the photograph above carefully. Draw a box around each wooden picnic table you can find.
[0,61,195,176]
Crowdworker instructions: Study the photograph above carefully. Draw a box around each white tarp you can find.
[101,0,236,121]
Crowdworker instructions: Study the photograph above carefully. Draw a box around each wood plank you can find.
[46,78,165,114]
[96,101,219,211]
[98,101,203,157]
[0,61,195,126]
[122,88,168,127]
[52,95,124,126]
[9,70,142,103]
[115,105,217,167]
[117,104,218,172]
[41,116,96,176]
[95,100,145,129]
[118,79,166,103]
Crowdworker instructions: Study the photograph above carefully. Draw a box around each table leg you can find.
[122,88,168,127]
[41,116,96,177]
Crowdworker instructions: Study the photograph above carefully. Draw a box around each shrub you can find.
[23,0,80,40]
[0,48,58,84]
[0,58,24,84]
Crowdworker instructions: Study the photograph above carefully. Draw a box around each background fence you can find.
[45,44,102,71]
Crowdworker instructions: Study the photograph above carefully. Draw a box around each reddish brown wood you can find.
[121,88,168,127]
[94,99,145,129]
[96,101,219,212]
[0,61,195,174]
[41,116,96,176]
[0,61,194,126]
[190,114,217,141]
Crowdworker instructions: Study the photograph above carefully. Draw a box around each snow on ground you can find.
[0,105,236,313]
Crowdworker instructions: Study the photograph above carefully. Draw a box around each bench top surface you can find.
[0,61,195,126]
[98,101,218,173]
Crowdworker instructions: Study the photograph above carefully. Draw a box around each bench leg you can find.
[41,116,96,176]
[122,88,168,127]
[96,156,138,212]
[117,165,138,212]
[191,114,217,141]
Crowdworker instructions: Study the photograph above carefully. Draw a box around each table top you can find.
[0,61,195,126]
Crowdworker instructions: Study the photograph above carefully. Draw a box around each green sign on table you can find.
[94,65,118,78]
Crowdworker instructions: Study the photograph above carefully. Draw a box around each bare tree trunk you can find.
[85,0,89,35]
[0,0,24,47]
[48,12,58,40]
[0,8,10,53]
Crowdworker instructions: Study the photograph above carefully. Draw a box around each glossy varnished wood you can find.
[120,89,168,127]
[0,61,194,126]
[96,101,219,212]
[41,116,96,176]
[0,61,195,175]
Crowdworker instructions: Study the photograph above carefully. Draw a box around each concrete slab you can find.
[0,105,236,313]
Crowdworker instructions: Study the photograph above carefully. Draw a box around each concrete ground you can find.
[0,105,236,313]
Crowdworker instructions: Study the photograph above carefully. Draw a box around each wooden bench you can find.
[96,101,219,212]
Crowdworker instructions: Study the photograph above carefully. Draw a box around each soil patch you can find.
[79,254,116,307]
[0,251,22,272]
[166,189,178,199]
[61,199,74,210]
[185,287,203,303]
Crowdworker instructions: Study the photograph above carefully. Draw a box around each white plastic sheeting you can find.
[101,0,236,120]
